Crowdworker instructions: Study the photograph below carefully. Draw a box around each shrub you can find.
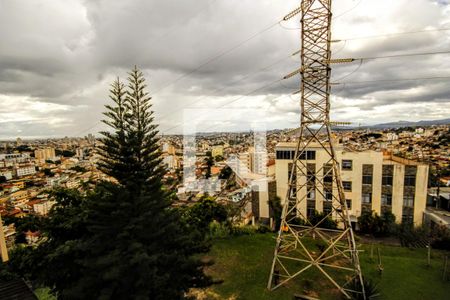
[395,223,429,248]
[268,196,282,231]
[358,210,396,237]
[350,278,380,300]
[430,225,450,251]
[230,225,258,236]
[256,225,271,233]
[309,210,337,229]
[208,221,231,239]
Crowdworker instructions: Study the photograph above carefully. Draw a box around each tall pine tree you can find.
[70,67,211,299]
[97,77,130,183]
[4,67,211,299]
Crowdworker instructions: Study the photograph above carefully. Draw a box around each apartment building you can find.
[14,165,36,177]
[0,153,31,164]
[34,148,56,161]
[0,169,13,180]
[275,143,429,226]
[211,145,224,158]
[237,147,267,176]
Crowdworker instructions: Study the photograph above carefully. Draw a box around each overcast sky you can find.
[0,0,449,139]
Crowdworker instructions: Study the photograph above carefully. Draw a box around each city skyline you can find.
[0,0,450,139]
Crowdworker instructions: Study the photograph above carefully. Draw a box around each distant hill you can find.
[368,118,450,129]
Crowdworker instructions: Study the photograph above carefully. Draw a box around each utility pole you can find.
[267,1,365,299]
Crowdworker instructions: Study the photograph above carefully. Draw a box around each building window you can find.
[381,194,392,206]
[276,151,281,159]
[307,165,316,185]
[362,193,372,204]
[323,206,332,215]
[306,151,316,160]
[342,160,352,170]
[288,163,296,181]
[361,205,371,213]
[404,174,416,187]
[325,191,333,201]
[299,150,316,160]
[402,214,413,224]
[362,174,373,185]
[382,174,393,186]
[346,199,352,210]
[323,164,333,183]
[277,150,316,160]
[276,150,295,160]
[342,181,352,191]
[403,195,414,207]
[307,189,315,200]
[289,188,297,200]
[324,175,333,184]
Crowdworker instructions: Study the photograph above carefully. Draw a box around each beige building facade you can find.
[275,143,429,226]
[35,148,56,161]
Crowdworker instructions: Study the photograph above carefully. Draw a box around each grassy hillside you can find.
[203,233,449,300]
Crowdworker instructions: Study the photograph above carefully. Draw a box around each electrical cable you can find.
[335,75,450,85]
[71,18,284,137]
[69,0,220,138]
[186,93,295,134]
[156,53,292,121]
[329,50,450,82]
[336,27,450,42]
[332,0,363,20]
[277,0,364,30]
[356,50,450,60]
[278,20,301,31]
[332,39,347,56]
[333,58,364,81]
[160,78,283,133]
[72,11,450,137]
[152,21,280,95]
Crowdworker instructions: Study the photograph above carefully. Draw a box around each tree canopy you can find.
[5,67,212,299]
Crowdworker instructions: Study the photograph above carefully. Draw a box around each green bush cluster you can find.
[357,210,396,237]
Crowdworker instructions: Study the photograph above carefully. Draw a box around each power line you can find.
[332,0,363,19]
[160,78,284,133]
[277,0,364,30]
[72,21,450,137]
[355,49,450,60]
[335,75,450,85]
[333,58,363,81]
[152,21,280,95]
[335,27,450,42]
[181,93,294,134]
[156,53,292,121]
[69,1,221,138]
[73,19,283,138]
[158,41,450,134]
[71,15,284,137]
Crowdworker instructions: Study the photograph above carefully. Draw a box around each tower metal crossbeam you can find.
[267,1,365,299]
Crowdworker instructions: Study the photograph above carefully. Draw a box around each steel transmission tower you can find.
[267,1,365,299]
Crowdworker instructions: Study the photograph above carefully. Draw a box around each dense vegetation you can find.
[0,67,213,299]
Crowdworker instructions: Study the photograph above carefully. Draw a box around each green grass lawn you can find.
[204,233,450,300]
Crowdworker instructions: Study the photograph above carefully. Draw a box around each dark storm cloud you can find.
[0,0,449,137]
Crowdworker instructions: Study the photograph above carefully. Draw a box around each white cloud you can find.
[0,0,449,137]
